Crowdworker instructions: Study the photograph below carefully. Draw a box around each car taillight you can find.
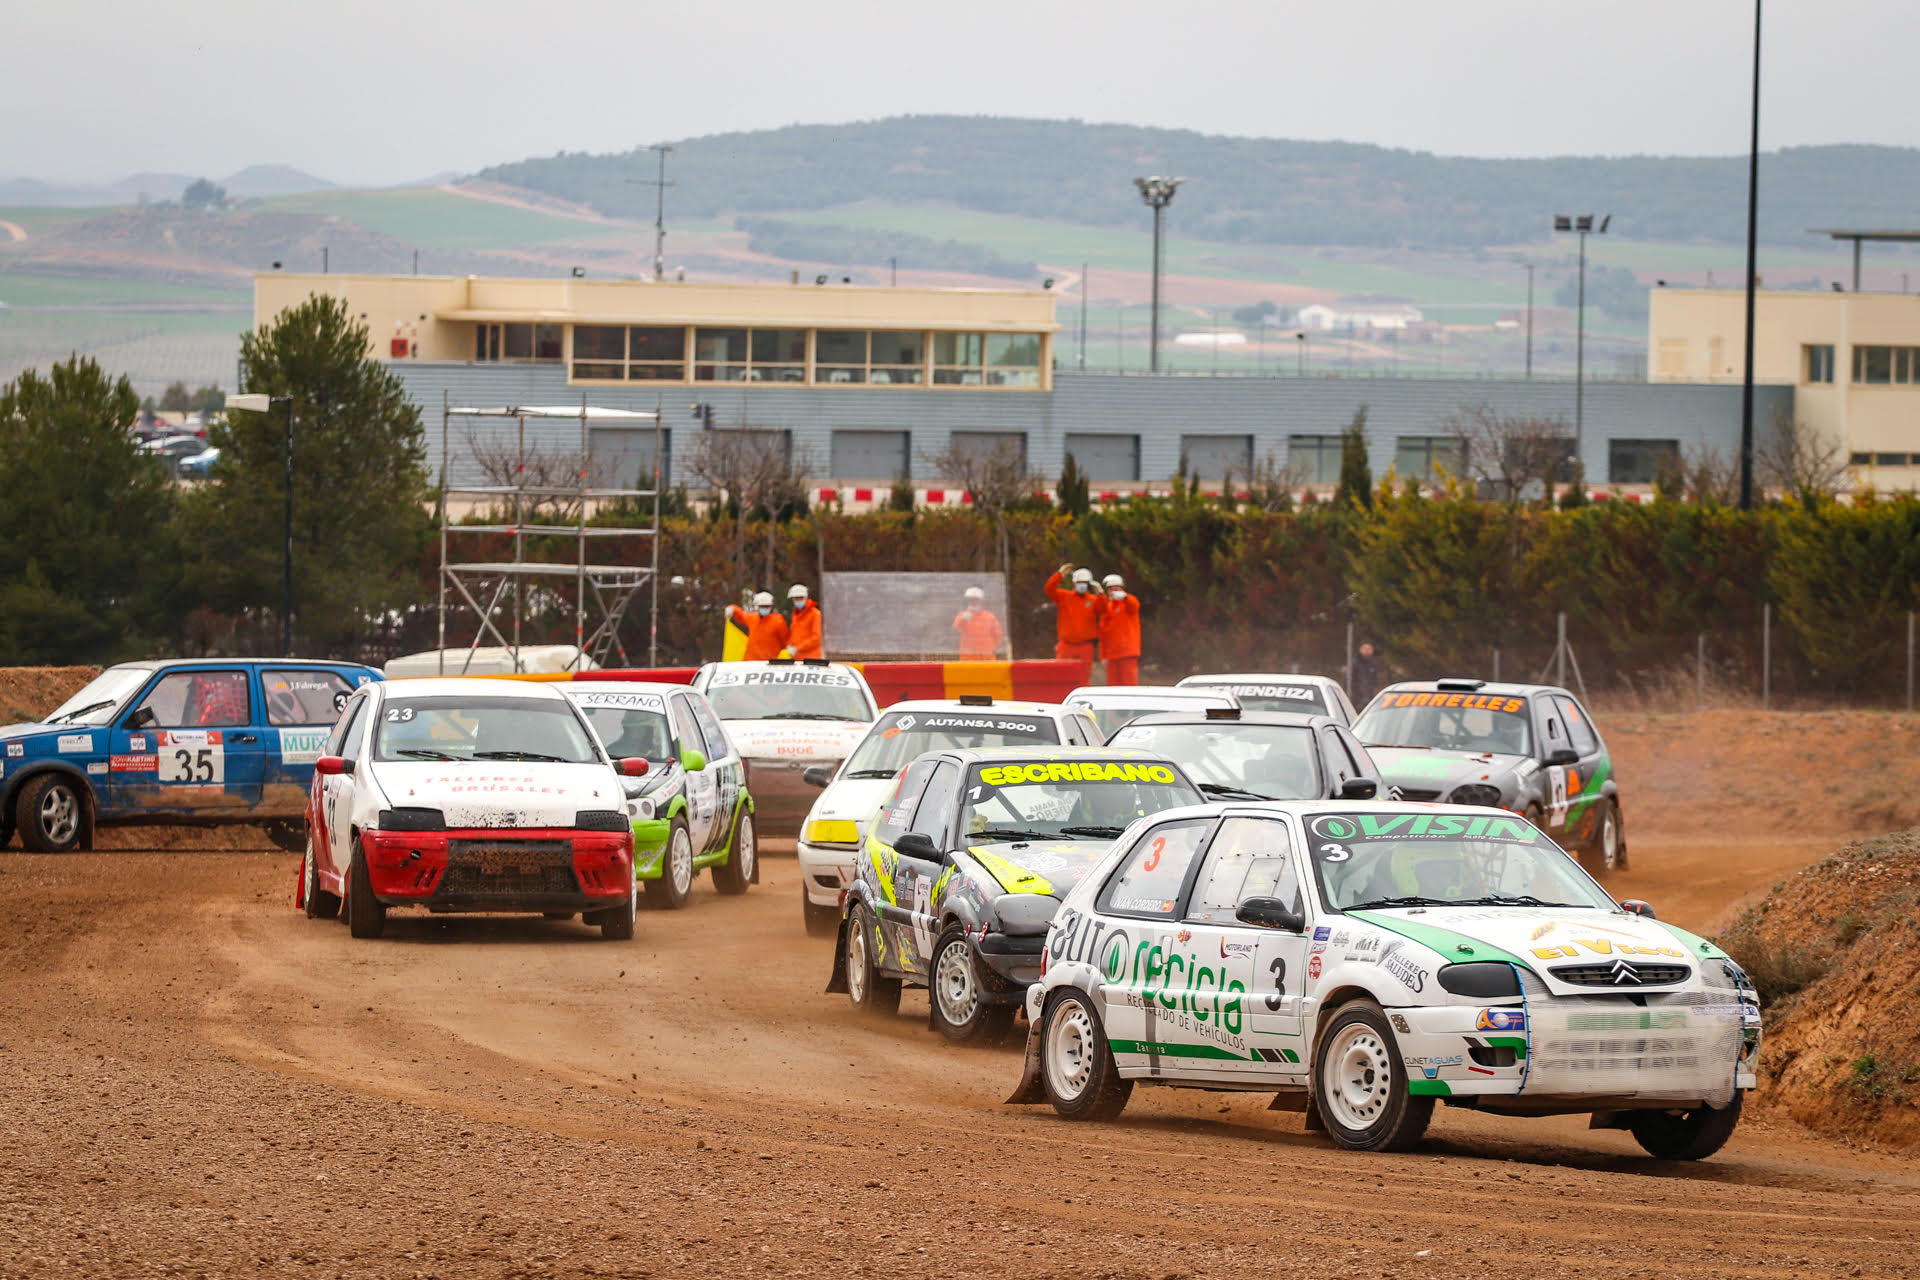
[1039,947,1048,977]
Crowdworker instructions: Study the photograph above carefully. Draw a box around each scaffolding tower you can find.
[437,396,661,674]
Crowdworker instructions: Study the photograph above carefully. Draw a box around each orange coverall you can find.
[728,605,790,661]
[1098,591,1141,685]
[1044,570,1102,663]
[788,601,824,659]
[953,608,1005,662]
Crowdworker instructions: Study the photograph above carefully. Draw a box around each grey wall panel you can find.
[391,363,1794,488]
[830,429,910,480]
[1179,434,1254,482]
[1063,433,1140,482]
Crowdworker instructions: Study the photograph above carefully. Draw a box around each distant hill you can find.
[0,165,334,206]
[221,164,335,198]
[477,116,1920,250]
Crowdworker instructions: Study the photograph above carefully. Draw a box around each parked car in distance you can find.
[1107,707,1387,802]
[1177,673,1358,725]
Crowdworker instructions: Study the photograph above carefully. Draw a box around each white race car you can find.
[1064,684,1239,741]
[1011,800,1760,1159]
[793,697,1106,935]
[302,678,646,940]
[689,659,878,837]
[1177,672,1358,725]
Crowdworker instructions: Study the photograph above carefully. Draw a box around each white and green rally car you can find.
[563,684,756,908]
[1011,800,1759,1159]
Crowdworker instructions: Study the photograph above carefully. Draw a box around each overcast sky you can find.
[10,0,1915,186]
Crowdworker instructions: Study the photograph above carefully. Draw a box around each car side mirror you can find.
[1236,897,1305,932]
[803,763,834,788]
[1337,777,1378,800]
[1545,747,1579,766]
[315,755,353,777]
[680,747,707,773]
[127,707,156,731]
[1620,898,1657,919]
[618,757,650,777]
[894,832,942,862]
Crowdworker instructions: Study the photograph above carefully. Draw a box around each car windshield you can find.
[1304,811,1614,912]
[1355,691,1533,756]
[1108,722,1322,799]
[704,673,870,723]
[43,668,151,725]
[569,697,674,762]
[1194,683,1329,715]
[373,695,601,764]
[844,711,1060,777]
[959,759,1201,844]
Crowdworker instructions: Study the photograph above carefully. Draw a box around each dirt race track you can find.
[4,838,1920,1280]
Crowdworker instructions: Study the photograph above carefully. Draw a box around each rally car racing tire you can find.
[644,818,695,910]
[1590,799,1627,873]
[264,819,306,854]
[302,838,340,920]
[596,869,638,941]
[712,809,756,895]
[844,902,901,1016]
[1626,1092,1742,1161]
[1041,988,1132,1121]
[345,848,387,939]
[16,773,86,853]
[1313,1001,1433,1153]
[802,889,839,937]
[929,925,1015,1046]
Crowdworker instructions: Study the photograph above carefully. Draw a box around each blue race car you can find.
[0,659,382,852]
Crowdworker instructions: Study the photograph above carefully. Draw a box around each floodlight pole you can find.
[628,144,677,282]
[1525,263,1534,379]
[1553,213,1608,476]
[281,396,294,657]
[1134,176,1184,373]
[1738,0,1762,510]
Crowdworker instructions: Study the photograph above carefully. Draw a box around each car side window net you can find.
[1097,817,1215,919]
[137,671,251,729]
[1186,817,1301,923]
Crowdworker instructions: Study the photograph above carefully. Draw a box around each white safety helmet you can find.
[752,590,775,612]
[1071,567,1094,592]
[788,583,809,602]
[964,586,985,601]
[1102,573,1124,589]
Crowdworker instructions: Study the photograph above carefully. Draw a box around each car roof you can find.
[1127,797,1525,825]
[562,682,687,698]
[1372,679,1572,700]
[936,745,1179,766]
[702,659,867,676]
[106,657,373,672]
[381,677,566,700]
[882,699,1066,715]
[1180,673,1340,687]
[1121,709,1339,730]
[1065,685,1237,705]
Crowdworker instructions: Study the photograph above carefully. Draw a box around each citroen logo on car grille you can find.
[1610,959,1641,985]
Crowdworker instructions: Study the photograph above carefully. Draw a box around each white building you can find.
[1296,303,1424,332]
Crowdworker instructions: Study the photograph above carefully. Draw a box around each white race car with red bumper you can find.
[300,678,644,940]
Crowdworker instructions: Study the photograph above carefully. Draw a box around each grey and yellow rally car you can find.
[1353,679,1624,872]
[827,747,1205,1045]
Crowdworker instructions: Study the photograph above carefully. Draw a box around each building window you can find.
[1805,344,1835,384]
[1609,438,1680,485]
[1063,433,1141,483]
[693,328,748,382]
[571,324,626,380]
[1876,452,1910,467]
[1850,452,1872,466]
[1852,345,1920,385]
[1655,337,1688,378]
[816,330,868,384]
[629,326,687,381]
[497,323,562,361]
[1393,436,1463,485]
[985,333,1041,387]
[1180,434,1253,484]
[870,331,925,385]
[1287,435,1344,484]
[749,329,807,382]
[933,332,984,385]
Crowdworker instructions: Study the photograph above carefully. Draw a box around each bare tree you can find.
[1442,403,1576,503]
[1671,444,1740,505]
[1243,450,1308,511]
[920,437,1039,571]
[465,432,589,523]
[686,427,817,587]
[1756,412,1849,504]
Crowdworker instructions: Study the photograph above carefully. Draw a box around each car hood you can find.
[0,722,56,741]
[724,720,869,763]
[369,760,623,829]
[809,776,895,827]
[960,839,1113,898]
[1367,747,1527,794]
[1348,905,1712,997]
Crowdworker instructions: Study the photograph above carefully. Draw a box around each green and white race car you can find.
[564,684,756,907]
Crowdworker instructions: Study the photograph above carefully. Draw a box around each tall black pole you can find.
[1149,203,1163,373]
[1525,263,1534,379]
[1078,261,1088,370]
[1575,230,1587,464]
[281,397,294,657]
[1738,0,1762,509]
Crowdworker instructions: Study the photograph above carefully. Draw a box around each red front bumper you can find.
[360,827,633,912]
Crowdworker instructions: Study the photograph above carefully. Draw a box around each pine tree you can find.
[1336,406,1373,510]
[1056,451,1091,519]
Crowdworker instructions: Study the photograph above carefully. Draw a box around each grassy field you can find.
[0,271,246,308]
[260,187,636,252]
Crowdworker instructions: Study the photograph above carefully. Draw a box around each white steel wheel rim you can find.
[735,814,756,880]
[39,783,77,844]
[1323,1023,1395,1132]
[669,827,694,896]
[1600,809,1621,869]
[1045,999,1099,1102]
[847,915,871,1003]
[934,940,979,1027]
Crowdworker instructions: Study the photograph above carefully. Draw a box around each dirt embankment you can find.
[1721,829,1920,1148]
[0,665,96,726]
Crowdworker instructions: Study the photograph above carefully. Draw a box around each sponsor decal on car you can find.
[86,761,107,775]
[57,734,92,753]
[1475,1008,1527,1032]
[1312,925,1332,941]
[1380,941,1429,993]
[571,690,669,712]
[1224,684,1317,700]
[277,728,330,766]
[1530,937,1686,960]
[6,742,22,758]
[977,761,1176,786]
[109,754,157,772]
[709,667,856,688]
[1376,691,1527,713]
[1306,953,1322,980]
[1312,812,1535,842]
